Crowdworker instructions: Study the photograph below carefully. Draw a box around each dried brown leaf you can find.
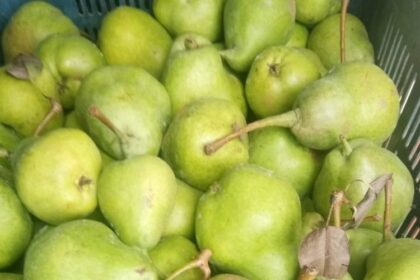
[350,174,392,228]
[298,226,350,279]
[6,54,42,80]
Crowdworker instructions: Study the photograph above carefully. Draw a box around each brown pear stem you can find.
[383,178,394,242]
[341,214,382,223]
[204,110,299,155]
[184,37,199,50]
[340,0,350,63]
[88,105,127,158]
[298,266,319,280]
[34,99,62,136]
[325,191,349,227]
[333,191,349,228]
[166,249,212,280]
[339,135,352,156]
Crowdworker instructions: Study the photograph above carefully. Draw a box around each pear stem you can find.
[383,177,394,242]
[341,214,382,223]
[204,110,299,155]
[333,191,348,228]
[340,135,352,156]
[298,266,319,280]
[34,98,62,136]
[184,37,199,50]
[88,105,127,158]
[340,0,350,63]
[166,249,212,280]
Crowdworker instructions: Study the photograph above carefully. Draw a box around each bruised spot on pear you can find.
[268,63,282,76]
[78,176,93,189]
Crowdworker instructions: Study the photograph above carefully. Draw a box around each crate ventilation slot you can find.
[395,214,420,239]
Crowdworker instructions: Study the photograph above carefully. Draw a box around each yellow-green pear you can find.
[24,220,158,280]
[1,1,78,62]
[14,128,102,225]
[221,0,296,72]
[153,0,225,42]
[0,180,32,269]
[196,164,301,279]
[98,155,177,249]
[162,179,202,240]
[308,13,374,69]
[98,6,172,78]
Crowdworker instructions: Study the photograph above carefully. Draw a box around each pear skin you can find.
[98,6,172,78]
[162,98,248,191]
[196,164,301,279]
[153,0,225,42]
[98,155,177,249]
[222,0,295,72]
[313,139,414,232]
[365,238,420,280]
[1,1,78,62]
[0,180,33,269]
[24,220,158,280]
[15,128,102,225]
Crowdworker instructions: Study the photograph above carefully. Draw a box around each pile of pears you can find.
[0,0,418,279]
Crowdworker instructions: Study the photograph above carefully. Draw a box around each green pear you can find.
[0,180,33,269]
[0,273,22,280]
[313,139,414,232]
[64,113,115,166]
[365,238,420,280]
[206,62,400,151]
[35,34,106,109]
[0,124,21,182]
[0,163,13,185]
[162,98,249,191]
[1,1,78,62]
[225,69,248,116]
[149,235,202,279]
[98,155,177,249]
[196,164,301,279]
[246,46,326,118]
[211,275,248,280]
[161,33,246,115]
[153,0,225,42]
[346,228,382,280]
[98,6,172,78]
[0,67,63,137]
[301,211,324,240]
[296,0,341,26]
[75,65,171,159]
[286,23,309,48]
[249,127,322,197]
[14,128,102,225]
[0,124,22,152]
[24,219,158,280]
[308,13,374,69]
[64,111,82,129]
[162,179,202,240]
[221,0,295,72]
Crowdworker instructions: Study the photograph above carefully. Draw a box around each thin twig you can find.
[166,249,212,280]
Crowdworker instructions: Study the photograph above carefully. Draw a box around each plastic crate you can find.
[0,0,419,238]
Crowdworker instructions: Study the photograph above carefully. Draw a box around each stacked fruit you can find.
[0,0,418,279]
